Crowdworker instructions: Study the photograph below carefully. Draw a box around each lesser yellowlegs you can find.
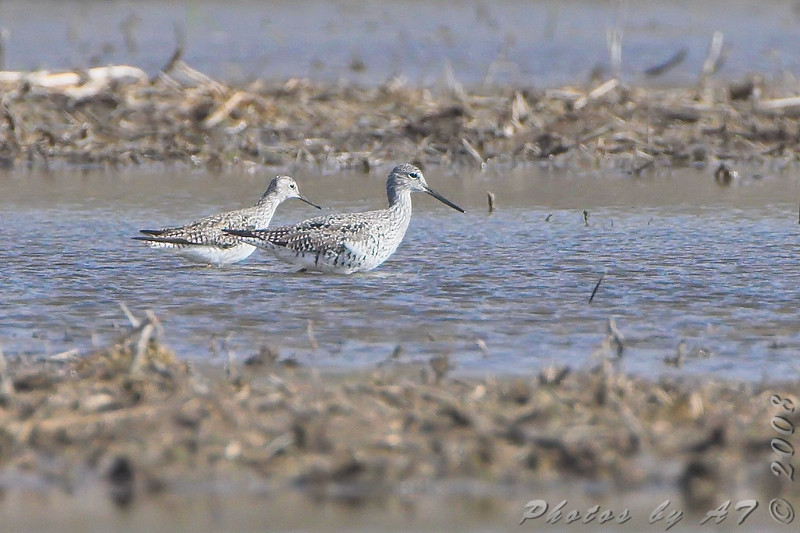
[134,175,320,265]
[224,163,464,273]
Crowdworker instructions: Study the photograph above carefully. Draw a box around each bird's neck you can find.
[252,195,281,227]
[387,186,413,236]
[387,184,412,211]
[256,193,279,209]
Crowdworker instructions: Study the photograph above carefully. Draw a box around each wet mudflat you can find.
[0,321,797,532]
[3,61,800,173]
[0,1,799,175]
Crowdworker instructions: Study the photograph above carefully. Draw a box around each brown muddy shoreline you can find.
[0,312,797,518]
[1,61,799,173]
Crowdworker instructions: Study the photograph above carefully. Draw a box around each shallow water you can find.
[2,164,799,381]
[0,0,797,87]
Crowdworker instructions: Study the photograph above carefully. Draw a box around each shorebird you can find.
[224,163,464,273]
[134,175,320,265]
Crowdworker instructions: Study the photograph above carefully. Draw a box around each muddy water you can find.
[2,164,799,381]
[0,0,797,87]
[0,484,783,533]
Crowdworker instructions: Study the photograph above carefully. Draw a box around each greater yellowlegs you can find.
[224,163,464,273]
[134,175,320,265]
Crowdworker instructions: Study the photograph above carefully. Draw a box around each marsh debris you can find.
[0,316,795,509]
[714,162,737,185]
[1,64,799,171]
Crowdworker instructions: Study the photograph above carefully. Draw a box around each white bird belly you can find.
[173,243,256,265]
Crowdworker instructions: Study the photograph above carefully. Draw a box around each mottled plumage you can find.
[224,163,464,273]
[134,175,320,265]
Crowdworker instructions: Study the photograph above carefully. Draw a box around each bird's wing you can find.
[137,208,258,247]
[226,213,375,253]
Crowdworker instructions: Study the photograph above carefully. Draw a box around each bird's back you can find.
[250,207,410,272]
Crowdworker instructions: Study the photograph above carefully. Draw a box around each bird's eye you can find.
[290,183,296,189]
[409,172,419,179]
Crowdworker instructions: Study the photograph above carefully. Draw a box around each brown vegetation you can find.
[1,62,799,173]
[0,313,796,508]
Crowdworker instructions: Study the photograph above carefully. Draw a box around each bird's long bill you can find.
[298,196,322,210]
[424,186,465,213]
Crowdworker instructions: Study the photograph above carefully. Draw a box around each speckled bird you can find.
[134,175,320,265]
[224,163,464,273]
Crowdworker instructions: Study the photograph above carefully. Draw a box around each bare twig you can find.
[510,91,530,127]
[203,90,266,128]
[644,49,687,78]
[119,302,140,327]
[757,96,800,112]
[0,28,8,72]
[702,31,725,78]
[476,338,490,357]
[173,61,228,96]
[607,317,625,356]
[227,343,237,381]
[631,149,655,175]
[607,24,623,79]
[48,348,80,362]
[589,272,605,304]
[0,343,14,400]
[307,320,319,350]
[156,22,186,79]
[262,432,294,461]
[461,138,484,167]
[574,79,619,110]
[159,46,183,77]
[130,322,154,375]
[576,122,616,144]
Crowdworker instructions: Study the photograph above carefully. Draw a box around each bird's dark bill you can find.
[299,196,322,209]
[424,186,465,213]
